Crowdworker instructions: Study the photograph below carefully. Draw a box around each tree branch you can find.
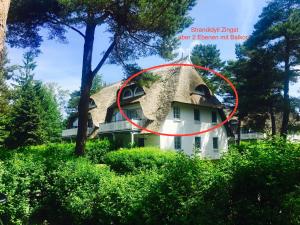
[127,32,159,48]
[47,16,86,39]
[92,39,116,77]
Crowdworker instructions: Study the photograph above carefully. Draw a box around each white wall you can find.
[159,102,228,159]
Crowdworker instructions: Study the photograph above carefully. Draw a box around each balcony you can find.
[235,132,266,140]
[99,119,146,133]
[62,128,93,137]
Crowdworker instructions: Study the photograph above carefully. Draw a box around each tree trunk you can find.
[269,105,276,136]
[0,0,11,60]
[236,118,241,145]
[75,23,96,156]
[280,41,290,139]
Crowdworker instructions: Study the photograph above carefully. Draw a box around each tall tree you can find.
[0,48,15,146]
[222,45,283,143]
[191,44,224,93]
[0,0,11,60]
[5,76,44,148]
[245,0,300,138]
[65,73,105,128]
[35,81,63,143]
[6,51,63,147]
[6,0,196,155]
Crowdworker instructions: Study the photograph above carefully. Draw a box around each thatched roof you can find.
[90,58,224,133]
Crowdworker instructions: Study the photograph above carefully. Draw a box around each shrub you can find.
[0,154,46,225]
[85,139,112,164]
[103,147,177,173]
[139,154,229,225]
[219,138,300,225]
[95,170,161,225]
[45,158,112,225]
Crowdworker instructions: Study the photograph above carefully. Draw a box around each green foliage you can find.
[7,0,196,61]
[245,0,300,135]
[46,158,111,225]
[221,138,300,225]
[0,139,299,225]
[5,77,44,148]
[191,44,224,93]
[0,48,15,146]
[85,138,112,164]
[5,52,63,148]
[0,154,46,225]
[104,147,177,174]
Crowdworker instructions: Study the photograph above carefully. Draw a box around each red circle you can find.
[117,63,238,136]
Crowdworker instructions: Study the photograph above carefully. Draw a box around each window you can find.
[122,88,133,99]
[195,137,201,149]
[126,109,141,120]
[212,111,217,123]
[138,138,145,147]
[89,99,96,108]
[113,112,124,122]
[174,137,182,150]
[134,87,144,96]
[213,137,218,150]
[194,109,200,121]
[195,85,209,96]
[173,106,180,119]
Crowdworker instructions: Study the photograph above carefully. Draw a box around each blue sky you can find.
[7,0,300,97]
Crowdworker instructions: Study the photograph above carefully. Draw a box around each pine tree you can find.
[35,81,62,143]
[5,77,44,148]
[245,0,300,137]
[191,44,225,93]
[5,51,63,148]
[0,48,13,146]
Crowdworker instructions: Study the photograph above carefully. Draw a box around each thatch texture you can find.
[89,58,223,133]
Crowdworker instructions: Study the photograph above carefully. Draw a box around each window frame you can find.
[213,137,218,151]
[194,108,200,121]
[174,136,182,150]
[212,111,217,123]
[173,106,181,119]
[134,86,144,96]
[122,88,133,100]
[195,136,201,149]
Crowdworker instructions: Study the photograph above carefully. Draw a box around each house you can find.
[63,58,232,158]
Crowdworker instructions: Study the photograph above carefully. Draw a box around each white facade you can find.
[159,102,228,158]
[99,102,228,159]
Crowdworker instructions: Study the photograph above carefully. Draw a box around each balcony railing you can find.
[99,119,146,133]
[62,128,93,137]
[235,132,266,140]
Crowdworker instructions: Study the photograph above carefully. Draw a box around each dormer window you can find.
[134,86,144,96]
[195,85,210,97]
[89,99,96,109]
[122,88,133,100]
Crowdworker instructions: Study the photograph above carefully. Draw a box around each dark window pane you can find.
[138,138,145,147]
[194,109,200,121]
[212,111,217,123]
[174,137,181,150]
[173,106,180,119]
[195,137,201,148]
[213,137,218,149]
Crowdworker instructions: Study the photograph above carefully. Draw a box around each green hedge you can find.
[0,139,299,225]
[103,147,177,173]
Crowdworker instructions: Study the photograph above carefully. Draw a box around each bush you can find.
[103,147,177,173]
[0,139,299,225]
[0,154,46,225]
[45,158,112,225]
[85,139,112,164]
[95,170,161,225]
[219,138,300,225]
